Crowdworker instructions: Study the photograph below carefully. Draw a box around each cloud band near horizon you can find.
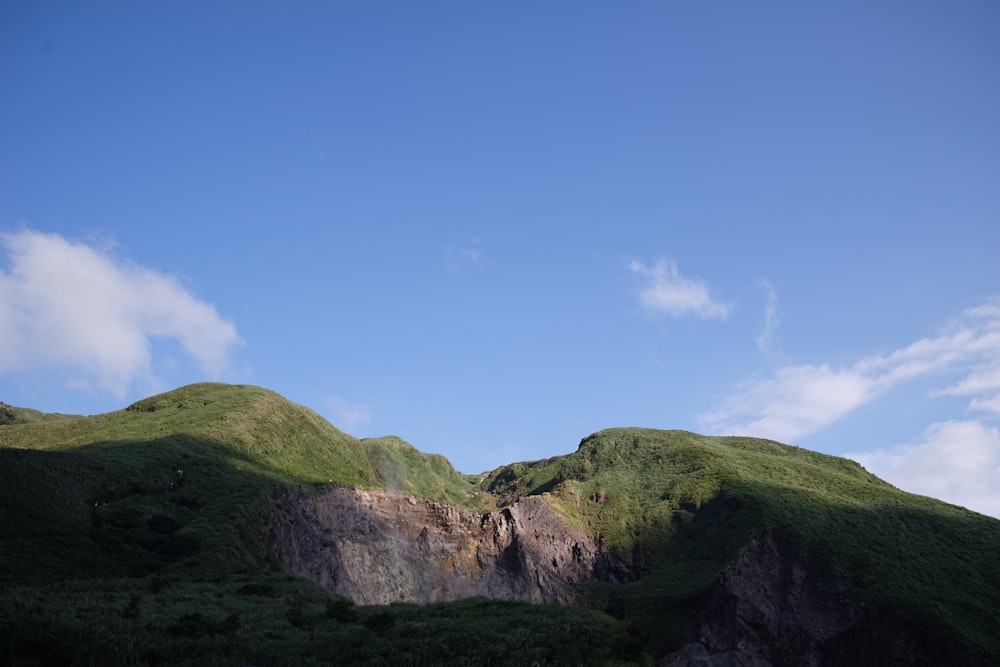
[700,299,1000,442]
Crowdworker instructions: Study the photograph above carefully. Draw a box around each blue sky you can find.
[2,2,999,516]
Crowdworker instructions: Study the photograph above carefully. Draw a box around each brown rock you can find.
[270,487,635,605]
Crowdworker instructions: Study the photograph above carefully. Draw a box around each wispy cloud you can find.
[0,228,243,397]
[629,258,730,319]
[970,395,1000,415]
[756,279,781,355]
[701,299,1000,442]
[931,334,1000,414]
[325,394,374,434]
[445,235,495,274]
[849,420,1000,518]
[701,364,875,443]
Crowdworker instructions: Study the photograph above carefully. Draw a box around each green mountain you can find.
[1,383,997,666]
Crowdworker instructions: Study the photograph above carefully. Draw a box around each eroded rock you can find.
[662,533,956,667]
[271,487,634,605]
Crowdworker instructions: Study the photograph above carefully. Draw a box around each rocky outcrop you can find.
[662,533,957,667]
[271,487,635,605]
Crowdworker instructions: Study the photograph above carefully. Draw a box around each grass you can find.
[0,401,78,425]
[2,384,999,664]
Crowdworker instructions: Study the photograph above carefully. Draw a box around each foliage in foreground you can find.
[1,577,646,666]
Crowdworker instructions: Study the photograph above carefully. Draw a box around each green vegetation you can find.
[2,576,643,666]
[362,434,494,511]
[0,384,474,585]
[483,428,1000,659]
[2,383,998,664]
[0,384,637,665]
[0,401,78,425]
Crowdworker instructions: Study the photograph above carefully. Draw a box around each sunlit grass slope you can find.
[481,428,1000,659]
[0,401,78,425]
[2,382,475,493]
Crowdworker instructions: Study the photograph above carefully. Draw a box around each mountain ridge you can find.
[2,382,997,665]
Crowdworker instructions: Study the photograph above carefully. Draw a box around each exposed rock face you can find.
[271,487,635,605]
[663,533,955,667]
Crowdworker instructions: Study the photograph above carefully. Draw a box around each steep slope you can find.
[268,425,1000,663]
[478,428,1000,663]
[0,383,478,583]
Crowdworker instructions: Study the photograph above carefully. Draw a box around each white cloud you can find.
[849,420,1000,519]
[629,258,730,319]
[701,364,875,443]
[965,301,1000,320]
[0,228,243,396]
[702,298,1000,442]
[325,395,374,434]
[934,367,1000,400]
[970,394,1000,415]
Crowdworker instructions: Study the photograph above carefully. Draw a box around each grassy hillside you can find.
[0,383,640,665]
[482,428,1000,659]
[0,383,482,583]
[1,384,998,664]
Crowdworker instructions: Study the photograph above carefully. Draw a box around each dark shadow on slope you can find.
[722,479,1000,664]
[1,438,655,666]
[619,478,1000,665]
[559,474,1000,664]
[0,435,296,584]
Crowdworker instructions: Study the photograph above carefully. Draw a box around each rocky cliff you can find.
[271,486,636,605]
